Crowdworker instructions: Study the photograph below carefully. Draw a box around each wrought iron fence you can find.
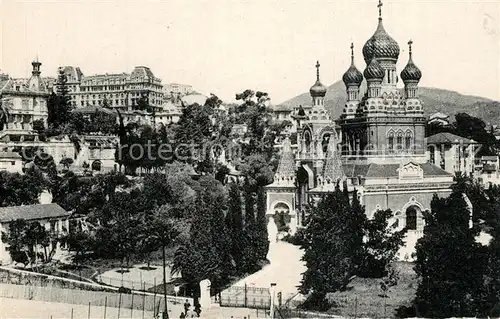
[220,285,271,309]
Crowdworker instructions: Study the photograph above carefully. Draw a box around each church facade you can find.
[265,0,454,258]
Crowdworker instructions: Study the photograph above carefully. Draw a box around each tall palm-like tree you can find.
[143,205,182,319]
[0,97,12,130]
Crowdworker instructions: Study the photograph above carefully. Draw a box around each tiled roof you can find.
[482,156,498,161]
[343,164,371,178]
[72,105,115,115]
[421,163,452,176]
[323,137,345,181]
[365,163,400,178]
[426,132,476,145]
[343,162,451,178]
[429,112,449,119]
[0,203,69,223]
[275,136,295,178]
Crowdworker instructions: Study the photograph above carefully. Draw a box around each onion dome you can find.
[310,61,327,97]
[363,58,384,80]
[362,1,400,64]
[342,43,363,86]
[400,40,422,83]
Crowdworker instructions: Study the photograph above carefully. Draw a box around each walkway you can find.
[228,239,306,302]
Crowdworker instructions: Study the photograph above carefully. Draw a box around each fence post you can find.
[104,296,107,319]
[244,283,247,308]
[131,293,134,318]
[118,292,122,319]
[88,301,91,319]
[142,292,145,319]
[71,308,74,319]
[153,278,157,317]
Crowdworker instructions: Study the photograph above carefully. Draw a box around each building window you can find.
[396,132,403,151]
[405,131,412,151]
[406,207,418,230]
[388,132,394,152]
[428,146,435,165]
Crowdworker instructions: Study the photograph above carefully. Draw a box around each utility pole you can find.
[162,244,169,319]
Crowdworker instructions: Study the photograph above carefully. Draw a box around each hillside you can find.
[279,81,499,125]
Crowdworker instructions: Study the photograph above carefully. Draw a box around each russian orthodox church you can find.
[265,0,454,258]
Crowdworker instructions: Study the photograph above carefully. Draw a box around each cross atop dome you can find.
[350,42,354,62]
[315,61,321,81]
[378,0,383,20]
[408,39,413,57]
[310,60,326,99]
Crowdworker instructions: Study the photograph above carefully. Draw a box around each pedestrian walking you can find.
[194,303,201,317]
[183,299,191,314]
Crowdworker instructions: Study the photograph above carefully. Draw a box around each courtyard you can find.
[98,263,181,291]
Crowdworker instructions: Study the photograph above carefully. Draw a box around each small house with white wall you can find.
[0,203,70,265]
[426,132,478,177]
[0,151,23,173]
[477,156,500,187]
[428,112,450,127]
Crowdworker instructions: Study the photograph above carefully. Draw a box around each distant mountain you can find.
[279,81,499,126]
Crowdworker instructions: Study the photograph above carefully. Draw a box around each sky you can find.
[0,0,499,104]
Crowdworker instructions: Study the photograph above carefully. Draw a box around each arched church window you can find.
[304,131,312,154]
[405,130,412,151]
[388,131,394,152]
[322,133,331,155]
[406,206,418,230]
[396,131,404,151]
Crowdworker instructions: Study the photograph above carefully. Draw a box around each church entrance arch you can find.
[405,206,419,230]
[272,202,291,232]
[300,164,314,189]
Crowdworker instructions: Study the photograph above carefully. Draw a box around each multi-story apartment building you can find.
[59,66,163,111]
[477,156,500,187]
[0,59,49,134]
[164,83,194,98]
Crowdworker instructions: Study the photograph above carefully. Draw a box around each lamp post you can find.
[270,283,277,319]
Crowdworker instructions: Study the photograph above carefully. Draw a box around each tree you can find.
[1,219,35,266]
[412,192,489,317]
[173,176,232,299]
[32,119,45,133]
[299,185,405,309]
[64,229,93,264]
[0,169,46,207]
[143,205,182,318]
[359,208,407,278]
[238,154,274,192]
[255,186,269,261]
[300,187,358,300]
[47,68,73,131]
[1,219,57,266]
[225,183,244,269]
[60,157,74,170]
